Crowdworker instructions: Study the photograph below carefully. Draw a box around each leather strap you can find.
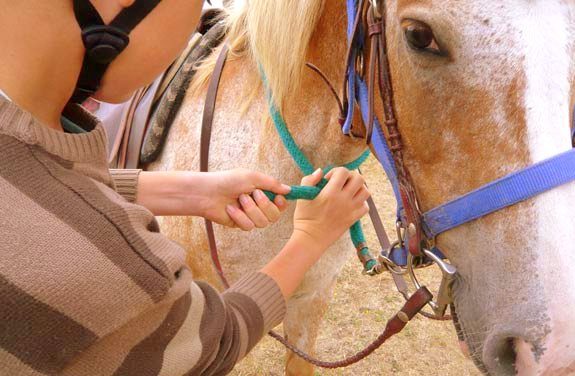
[125,80,161,169]
[305,63,343,113]
[200,44,231,288]
[366,6,424,256]
[269,286,432,368]
[118,88,146,168]
[366,194,409,297]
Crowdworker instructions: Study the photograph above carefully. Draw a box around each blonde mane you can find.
[191,0,325,111]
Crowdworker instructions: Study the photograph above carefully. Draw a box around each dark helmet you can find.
[70,0,161,103]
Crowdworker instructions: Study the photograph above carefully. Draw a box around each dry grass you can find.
[231,156,481,376]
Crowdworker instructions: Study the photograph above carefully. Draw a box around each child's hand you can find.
[202,169,291,230]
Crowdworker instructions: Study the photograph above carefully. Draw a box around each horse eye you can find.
[402,20,441,54]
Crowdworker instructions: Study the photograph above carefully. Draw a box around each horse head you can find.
[383,1,575,374]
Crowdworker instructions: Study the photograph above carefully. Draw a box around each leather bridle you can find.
[343,0,425,259]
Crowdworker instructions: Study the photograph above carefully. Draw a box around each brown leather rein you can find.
[197,1,447,367]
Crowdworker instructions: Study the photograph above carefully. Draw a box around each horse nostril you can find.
[499,338,518,370]
[483,335,518,375]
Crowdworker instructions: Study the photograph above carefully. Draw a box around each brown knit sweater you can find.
[0,98,286,376]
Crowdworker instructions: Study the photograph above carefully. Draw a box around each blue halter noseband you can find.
[344,0,575,266]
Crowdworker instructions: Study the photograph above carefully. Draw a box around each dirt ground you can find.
[231,156,481,376]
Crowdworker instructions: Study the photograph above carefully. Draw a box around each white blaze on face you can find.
[512,1,575,374]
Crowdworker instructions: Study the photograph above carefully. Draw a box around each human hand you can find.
[292,167,370,252]
[201,169,291,230]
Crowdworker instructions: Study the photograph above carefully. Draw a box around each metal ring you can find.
[363,262,384,276]
[379,254,407,275]
[379,241,408,275]
[406,252,422,290]
[407,251,442,315]
[408,249,458,318]
[406,249,441,287]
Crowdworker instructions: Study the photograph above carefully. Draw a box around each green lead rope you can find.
[261,92,378,274]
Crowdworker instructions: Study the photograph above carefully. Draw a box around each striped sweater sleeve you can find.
[109,168,141,203]
[0,132,286,376]
[105,271,285,376]
[66,172,287,375]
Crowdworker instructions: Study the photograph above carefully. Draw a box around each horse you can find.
[147,0,575,375]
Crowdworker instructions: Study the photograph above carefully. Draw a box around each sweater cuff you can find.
[227,272,286,333]
[109,169,141,203]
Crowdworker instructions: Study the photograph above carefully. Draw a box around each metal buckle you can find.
[379,219,456,319]
[407,249,457,319]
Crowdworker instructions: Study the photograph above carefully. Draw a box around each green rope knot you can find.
[265,185,377,274]
[260,71,380,275]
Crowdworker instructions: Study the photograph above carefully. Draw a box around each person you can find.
[0,1,371,375]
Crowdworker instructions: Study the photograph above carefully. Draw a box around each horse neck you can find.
[281,0,368,168]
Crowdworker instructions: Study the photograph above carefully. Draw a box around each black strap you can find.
[111,1,162,31]
[70,0,162,103]
[73,0,104,28]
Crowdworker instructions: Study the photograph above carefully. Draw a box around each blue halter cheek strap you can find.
[422,148,575,238]
[344,0,575,266]
[377,148,575,266]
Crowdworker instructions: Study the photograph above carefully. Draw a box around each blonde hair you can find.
[191,0,325,112]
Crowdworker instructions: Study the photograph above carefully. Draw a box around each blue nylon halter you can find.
[344,0,575,265]
[422,149,575,237]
